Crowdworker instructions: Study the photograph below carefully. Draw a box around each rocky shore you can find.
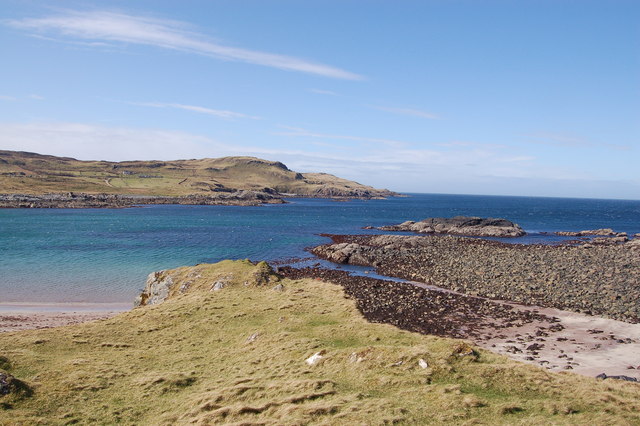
[0,191,284,208]
[376,216,526,237]
[279,266,640,378]
[311,234,640,323]
[279,266,552,340]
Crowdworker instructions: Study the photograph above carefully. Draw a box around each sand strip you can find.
[0,303,129,333]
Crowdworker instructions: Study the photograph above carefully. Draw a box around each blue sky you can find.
[1,0,638,199]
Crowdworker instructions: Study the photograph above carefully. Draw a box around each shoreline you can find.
[280,266,640,380]
[0,302,131,313]
[312,233,640,323]
[0,302,130,333]
[3,263,639,380]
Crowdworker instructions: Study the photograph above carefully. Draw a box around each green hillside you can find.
[1,260,639,424]
[0,150,395,198]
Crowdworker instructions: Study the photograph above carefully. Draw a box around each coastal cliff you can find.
[0,150,396,207]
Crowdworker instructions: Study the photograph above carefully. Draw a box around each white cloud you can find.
[0,95,17,101]
[1,121,635,198]
[524,132,632,152]
[131,102,260,120]
[372,105,439,120]
[274,125,408,148]
[8,10,363,80]
[0,121,234,161]
[28,94,45,100]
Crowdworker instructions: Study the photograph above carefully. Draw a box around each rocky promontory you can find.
[312,234,640,323]
[0,191,284,208]
[377,216,526,237]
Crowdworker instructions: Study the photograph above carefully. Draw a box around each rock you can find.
[591,236,628,245]
[135,271,174,307]
[556,229,616,237]
[627,239,640,250]
[595,373,638,382]
[305,350,326,365]
[377,216,526,237]
[526,343,544,351]
[246,333,260,343]
[309,232,640,323]
[272,283,285,292]
[418,358,429,369]
[212,281,226,291]
[0,191,284,208]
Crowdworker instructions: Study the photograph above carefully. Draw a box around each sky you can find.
[0,0,638,199]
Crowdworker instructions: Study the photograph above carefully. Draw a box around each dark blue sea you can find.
[1,194,639,304]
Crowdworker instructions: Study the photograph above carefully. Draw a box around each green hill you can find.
[1,260,639,424]
[0,150,395,199]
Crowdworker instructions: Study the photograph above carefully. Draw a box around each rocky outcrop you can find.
[0,191,284,208]
[312,234,640,323]
[135,270,174,306]
[377,216,526,237]
[306,185,396,200]
[555,229,616,237]
[135,260,281,307]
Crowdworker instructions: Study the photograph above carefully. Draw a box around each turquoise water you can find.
[1,194,639,304]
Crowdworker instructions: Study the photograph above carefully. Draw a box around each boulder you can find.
[134,271,174,307]
[596,373,638,382]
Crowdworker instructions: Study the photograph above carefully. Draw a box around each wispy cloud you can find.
[28,94,45,100]
[0,95,17,101]
[131,102,259,120]
[524,133,632,151]
[308,88,339,96]
[372,105,440,120]
[7,10,363,80]
[0,121,232,161]
[274,125,408,148]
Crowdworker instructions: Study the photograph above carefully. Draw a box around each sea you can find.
[1,193,639,305]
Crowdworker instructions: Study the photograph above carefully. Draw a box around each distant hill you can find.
[0,150,396,199]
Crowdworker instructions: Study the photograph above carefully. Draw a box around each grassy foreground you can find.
[0,150,393,198]
[1,260,639,425]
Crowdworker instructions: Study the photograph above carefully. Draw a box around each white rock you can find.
[306,351,326,365]
[418,358,429,369]
[211,281,226,291]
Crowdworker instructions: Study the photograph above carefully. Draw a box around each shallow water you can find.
[1,193,638,303]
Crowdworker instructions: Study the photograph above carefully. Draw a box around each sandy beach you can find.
[390,278,640,378]
[0,303,129,333]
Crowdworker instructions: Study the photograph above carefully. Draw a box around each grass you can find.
[1,260,640,424]
[0,150,393,197]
